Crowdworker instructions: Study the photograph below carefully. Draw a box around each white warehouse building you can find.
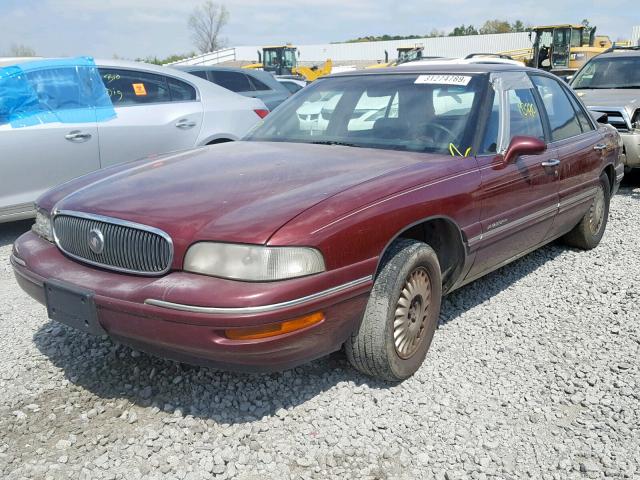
[170,32,532,67]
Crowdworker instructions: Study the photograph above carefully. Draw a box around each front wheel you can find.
[562,173,611,250]
[345,239,442,382]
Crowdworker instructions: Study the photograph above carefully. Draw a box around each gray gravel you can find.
[1,183,639,480]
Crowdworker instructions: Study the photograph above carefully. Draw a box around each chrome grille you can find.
[53,212,173,275]
[590,109,630,132]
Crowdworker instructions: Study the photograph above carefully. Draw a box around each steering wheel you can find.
[418,122,457,145]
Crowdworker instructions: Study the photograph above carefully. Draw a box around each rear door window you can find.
[99,68,171,106]
[209,71,252,92]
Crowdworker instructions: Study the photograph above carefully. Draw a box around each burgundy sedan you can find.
[12,65,624,381]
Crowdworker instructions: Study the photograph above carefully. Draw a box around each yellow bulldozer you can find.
[242,45,332,82]
[367,46,426,68]
[502,24,612,76]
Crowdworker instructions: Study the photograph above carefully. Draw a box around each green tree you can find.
[511,20,527,32]
[449,24,479,36]
[479,19,513,34]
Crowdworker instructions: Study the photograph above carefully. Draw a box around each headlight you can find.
[183,243,326,281]
[632,109,640,130]
[32,209,53,242]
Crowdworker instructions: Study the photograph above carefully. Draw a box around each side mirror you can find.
[503,136,547,164]
[591,111,608,124]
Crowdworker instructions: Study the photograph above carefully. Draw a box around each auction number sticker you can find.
[132,83,147,96]
[415,74,471,86]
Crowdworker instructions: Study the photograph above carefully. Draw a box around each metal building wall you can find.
[235,32,531,62]
[171,32,532,66]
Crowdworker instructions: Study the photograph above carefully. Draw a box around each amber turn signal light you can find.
[224,312,324,340]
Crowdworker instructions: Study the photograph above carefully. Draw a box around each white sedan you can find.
[0,58,268,223]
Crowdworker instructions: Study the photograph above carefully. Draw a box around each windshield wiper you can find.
[613,86,640,89]
[309,140,361,147]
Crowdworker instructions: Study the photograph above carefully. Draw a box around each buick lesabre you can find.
[12,64,624,381]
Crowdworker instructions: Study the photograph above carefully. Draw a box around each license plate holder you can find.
[44,280,105,335]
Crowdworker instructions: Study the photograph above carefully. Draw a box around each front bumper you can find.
[12,231,374,372]
[620,131,640,168]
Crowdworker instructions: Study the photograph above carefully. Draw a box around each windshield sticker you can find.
[518,102,537,118]
[415,75,471,86]
[132,83,147,96]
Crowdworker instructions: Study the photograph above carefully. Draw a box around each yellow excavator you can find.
[502,24,612,76]
[366,46,426,69]
[242,45,332,82]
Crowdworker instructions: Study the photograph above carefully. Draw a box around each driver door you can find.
[467,84,559,278]
[0,65,100,219]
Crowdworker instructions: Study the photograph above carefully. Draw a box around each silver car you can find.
[0,58,268,223]
[570,47,640,171]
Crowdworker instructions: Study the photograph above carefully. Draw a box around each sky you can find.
[0,0,636,59]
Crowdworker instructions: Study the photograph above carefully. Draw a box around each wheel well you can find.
[207,138,234,145]
[603,164,615,191]
[393,218,466,291]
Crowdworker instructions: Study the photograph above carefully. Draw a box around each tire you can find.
[345,239,442,382]
[562,173,610,250]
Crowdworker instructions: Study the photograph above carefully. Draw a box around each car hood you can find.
[575,89,640,117]
[54,141,426,253]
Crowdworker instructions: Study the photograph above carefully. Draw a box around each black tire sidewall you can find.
[380,243,442,380]
[589,174,611,246]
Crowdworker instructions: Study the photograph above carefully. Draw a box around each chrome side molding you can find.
[144,276,373,315]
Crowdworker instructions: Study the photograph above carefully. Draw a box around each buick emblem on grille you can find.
[88,228,105,255]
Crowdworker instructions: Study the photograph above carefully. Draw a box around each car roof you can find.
[0,57,43,67]
[329,63,536,78]
[595,49,640,59]
[175,65,254,74]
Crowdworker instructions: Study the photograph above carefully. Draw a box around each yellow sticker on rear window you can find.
[132,83,147,96]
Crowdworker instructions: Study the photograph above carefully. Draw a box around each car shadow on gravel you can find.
[31,241,566,424]
[0,219,32,248]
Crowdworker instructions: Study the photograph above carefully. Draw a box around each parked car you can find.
[276,77,307,94]
[569,47,640,171]
[174,65,291,111]
[400,54,525,68]
[13,64,624,381]
[0,58,268,223]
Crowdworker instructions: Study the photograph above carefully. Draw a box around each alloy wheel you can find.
[393,267,432,359]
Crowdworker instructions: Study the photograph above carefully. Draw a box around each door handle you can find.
[64,131,92,142]
[541,159,560,168]
[175,119,197,129]
[593,143,607,151]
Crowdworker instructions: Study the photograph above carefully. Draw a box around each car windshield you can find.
[572,56,640,89]
[246,73,486,154]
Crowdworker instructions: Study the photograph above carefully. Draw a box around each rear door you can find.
[530,74,605,238]
[0,64,100,218]
[96,67,203,167]
[469,79,559,277]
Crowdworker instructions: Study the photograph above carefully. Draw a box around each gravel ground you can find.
[1,181,639,480]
